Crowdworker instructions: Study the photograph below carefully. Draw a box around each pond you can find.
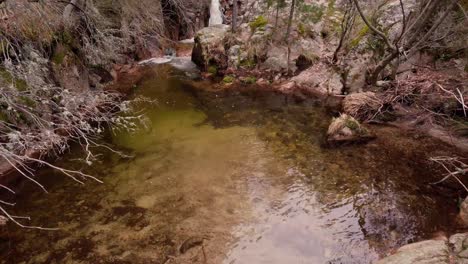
[0,64,465,264]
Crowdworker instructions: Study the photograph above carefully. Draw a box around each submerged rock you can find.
[191,25,230,72]
[326,114,375,145]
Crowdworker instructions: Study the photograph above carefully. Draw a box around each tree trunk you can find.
[285,0,296,42]
[274,2,280,29]
[232,0,238,32]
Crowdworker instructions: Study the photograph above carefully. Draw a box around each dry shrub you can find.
[343,92,383,121]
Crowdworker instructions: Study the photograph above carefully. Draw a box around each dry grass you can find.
[343,91,383,121]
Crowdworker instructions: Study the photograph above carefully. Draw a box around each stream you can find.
[0,64,466,264]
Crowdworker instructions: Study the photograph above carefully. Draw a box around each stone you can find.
[292,62,343,96]
[191,25,230,71]
[376,240,449,264]
[460,197,468,225]
[327,114,375,145]
[279,81,296,93]
[449,233,468,254]
[296,54,317,71]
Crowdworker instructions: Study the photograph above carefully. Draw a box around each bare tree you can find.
[285,0,296,42]
[351,0,460,84]
[333,0,356,63]
[232,0,238,32]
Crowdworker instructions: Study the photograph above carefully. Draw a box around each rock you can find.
[327,114,375,145]
[343,92,382,121]
[279,81,296,93]
[292,62,343,96]
[138,57,173,65]
[296,54,317,72]
[261,57,289,72]
[460,197,468,225]
[376,240,449,264]
[449,233,468,264]
[449,233,468,254]
[191,25,230,72]
[345,56,370,93]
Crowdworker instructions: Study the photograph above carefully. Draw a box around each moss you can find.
[349,25,369,49]
[345,118,360,131]
[242,76,257,84]
[0,68,29,91]
[298,23,306,36]
[52,50,66,64]
[240,58,256,68]
[207,65,218,75]
[0,111,8,122]
[223,75,235,84]
[20,96,36,108]
[249,15,268,32]
[464,64,468,73]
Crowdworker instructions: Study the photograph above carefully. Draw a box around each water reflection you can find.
[0,65,464,264]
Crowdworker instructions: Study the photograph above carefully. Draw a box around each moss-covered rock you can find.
[222,75,235,84]
[241,76,257,84]
[327,114,375,145]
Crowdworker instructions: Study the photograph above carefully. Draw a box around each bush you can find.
[207,65,218,75]
[223,75,235,83]
[249,15,268,32]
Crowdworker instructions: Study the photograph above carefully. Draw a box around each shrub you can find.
[249,15,268,32]
[223,75,235,83]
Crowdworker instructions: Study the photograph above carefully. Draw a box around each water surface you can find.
[0,65,465,264]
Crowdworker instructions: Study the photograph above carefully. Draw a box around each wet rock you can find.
[279,81,296,93]
[191,25,230,72]
[376,239,450,264]
[326,114,375,145]
[292,62,343,96]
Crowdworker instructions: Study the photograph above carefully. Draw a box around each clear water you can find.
[0,65,465,264]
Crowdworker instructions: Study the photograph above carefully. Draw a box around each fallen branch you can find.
[430,156,468,192]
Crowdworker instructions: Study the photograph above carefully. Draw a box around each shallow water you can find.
[0,65,466,264]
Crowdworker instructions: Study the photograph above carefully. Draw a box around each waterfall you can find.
[209,0,223,25]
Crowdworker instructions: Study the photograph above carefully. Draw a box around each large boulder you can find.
[326,114,375,145]
[376,240,450,264]
[191,25,230,72]
[292,61,343,96]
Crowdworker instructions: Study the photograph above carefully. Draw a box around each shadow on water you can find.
[0,65,466,264]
